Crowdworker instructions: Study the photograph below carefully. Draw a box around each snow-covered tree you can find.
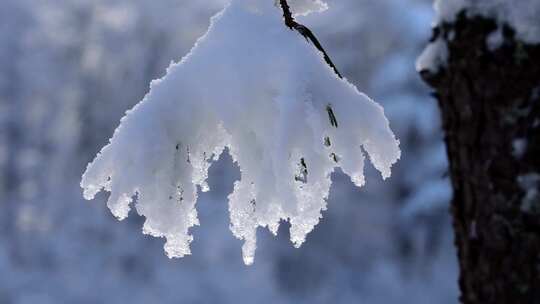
[81,0,400,264]
[418,0,540,303]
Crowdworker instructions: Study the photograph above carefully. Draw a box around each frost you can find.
[81,0,400,265]
[434,0,540,44]
[416,37,448,73]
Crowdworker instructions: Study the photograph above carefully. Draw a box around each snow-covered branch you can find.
[81,0,400,265]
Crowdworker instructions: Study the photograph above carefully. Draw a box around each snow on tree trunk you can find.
[419,0,540,302]
[81,0,400,265]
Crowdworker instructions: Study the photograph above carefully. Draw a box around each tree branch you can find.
[279,0,343,79]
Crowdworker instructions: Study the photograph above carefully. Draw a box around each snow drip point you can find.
[80,0,400,265]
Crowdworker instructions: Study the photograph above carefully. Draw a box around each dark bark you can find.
[420,12,540,304]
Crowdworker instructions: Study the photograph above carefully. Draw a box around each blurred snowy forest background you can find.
[0,0,457,303]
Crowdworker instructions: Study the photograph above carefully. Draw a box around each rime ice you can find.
[81,0,400,265]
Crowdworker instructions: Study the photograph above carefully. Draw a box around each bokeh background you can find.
[0,0,457,303]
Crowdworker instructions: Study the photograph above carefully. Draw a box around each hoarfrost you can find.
[81,0,400,265]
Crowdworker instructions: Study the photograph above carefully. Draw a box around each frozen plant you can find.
[81,0,400,265]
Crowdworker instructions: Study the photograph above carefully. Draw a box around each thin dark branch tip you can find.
[279,0,296,29]
[278,0,343,79]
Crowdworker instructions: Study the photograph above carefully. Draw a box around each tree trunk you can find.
[419,13,540,304]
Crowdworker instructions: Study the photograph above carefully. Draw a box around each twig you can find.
[279,0,343,79]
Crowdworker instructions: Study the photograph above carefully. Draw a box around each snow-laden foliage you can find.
[81,0,400,265]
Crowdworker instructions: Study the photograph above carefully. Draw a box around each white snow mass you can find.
[416,36,448,73]
[81,0,400,265]
[287,0,328,16]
